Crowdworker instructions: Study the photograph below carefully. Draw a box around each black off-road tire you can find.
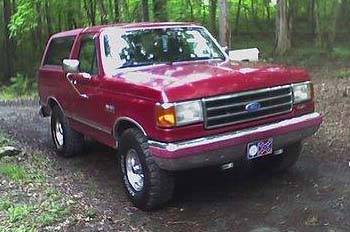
[118,128,174,211]
[50,106,84,157]
[252,142,302,173]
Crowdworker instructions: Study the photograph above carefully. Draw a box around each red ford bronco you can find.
[38,22,323,210]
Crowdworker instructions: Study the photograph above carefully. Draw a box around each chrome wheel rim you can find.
[54,120,64,147]
[126,149,144,192]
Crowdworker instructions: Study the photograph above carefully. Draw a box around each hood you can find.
[117,61,310,102]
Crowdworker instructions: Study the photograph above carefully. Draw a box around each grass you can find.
[0,132,12,146]
[0,74,37,101]
[232,35,350,68]
[272,45,350,67]
[0,131,73,231]
[0,194,70,231]
[335,69,350,79]
[7,205,33,223]
[0,164,28,182]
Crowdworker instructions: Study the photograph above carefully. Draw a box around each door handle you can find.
[81,73,92,81]
[66,73,90,99]
[66,73,77,85]
[66,73,74,81]
[80,94,89,99]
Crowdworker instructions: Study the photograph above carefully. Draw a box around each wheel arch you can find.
[47,97,65,115]
[113,117,147,141]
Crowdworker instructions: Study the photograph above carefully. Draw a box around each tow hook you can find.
[221,162,234,171]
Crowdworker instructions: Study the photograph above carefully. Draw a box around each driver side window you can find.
[79,37,98,74]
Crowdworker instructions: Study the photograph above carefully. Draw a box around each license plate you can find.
[247,138,273,160]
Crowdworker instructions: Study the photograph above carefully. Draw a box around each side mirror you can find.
[63,59,79,73]
[222,46,229,54]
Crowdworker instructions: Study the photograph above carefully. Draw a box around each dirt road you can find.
[0,70,349,231]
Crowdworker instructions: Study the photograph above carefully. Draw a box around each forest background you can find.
[0,0,349,99]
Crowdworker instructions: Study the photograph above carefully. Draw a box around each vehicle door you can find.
[67,35,101,129]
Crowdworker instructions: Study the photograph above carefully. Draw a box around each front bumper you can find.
[148,112,323,171]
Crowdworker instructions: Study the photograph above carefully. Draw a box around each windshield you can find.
[101,27,225,73]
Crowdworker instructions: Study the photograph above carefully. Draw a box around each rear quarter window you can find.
[44,37,75,66]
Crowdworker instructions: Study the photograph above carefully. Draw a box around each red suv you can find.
[38,22,323,210]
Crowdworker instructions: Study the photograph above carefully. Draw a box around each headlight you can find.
[292,82,313,104]
[156,100,203,128]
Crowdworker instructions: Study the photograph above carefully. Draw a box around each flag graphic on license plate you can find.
[247,138,273,159]
[258,138,273,156]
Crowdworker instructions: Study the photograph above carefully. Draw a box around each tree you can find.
[84,0,97,26]
[153,0,167,22]
[275,0,291,55]
[209,0,217,35]
[315,0,341,52]
[3,0,14,80]
[98,0,108,24]
[234,0,243,34]
[1,0,350,86]
[218,0,228,47]
[141,0,149,22]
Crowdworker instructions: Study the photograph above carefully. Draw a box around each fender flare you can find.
[113,117,147,139]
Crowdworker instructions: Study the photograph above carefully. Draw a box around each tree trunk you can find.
[209,0,217,35]
[327,0,340,50]
[153,0,167,22]
[3,0,14,81]
[315,0,340,52]
[234,0,243,34]
[275,0,291,56]
[309,0,316,37]
[141,0,149,22]
[84,0,97,25]
[123,0,130,21]
[265,0,271,22]
[288,0,295,44]
[44,1,52,35]
[251,0,260,29]
[114,0,120,23]
[98,0,108,24]
[188,0,194,21]
[218,0,228,47]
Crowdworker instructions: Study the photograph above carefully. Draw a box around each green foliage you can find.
[0,131,71,230]
[36,199,69,226]
[0,198,68,230]
[0,0,350,88]
[336,69,350,79]
[84,208,97,219]
[0,164,28,182]
[0,199,12,211]
[7,205,33,223]
[9,0,38,40]
[0,131,12,147]
[0,73,37,100]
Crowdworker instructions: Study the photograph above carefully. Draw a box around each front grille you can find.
[203,85,293,129]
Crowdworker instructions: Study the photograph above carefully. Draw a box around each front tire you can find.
[119,128,174,211]
[51,106,84,157]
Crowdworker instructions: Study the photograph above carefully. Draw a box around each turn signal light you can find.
[156,104,176,128]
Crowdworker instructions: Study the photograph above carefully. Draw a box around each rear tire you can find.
[252,142,302,173]
[51,106,84,157]
[118,128,174,211]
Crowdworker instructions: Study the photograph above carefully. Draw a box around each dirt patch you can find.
[0,67,349,231]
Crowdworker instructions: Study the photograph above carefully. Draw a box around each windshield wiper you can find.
[120,62,154,69]
[188,56,226,61]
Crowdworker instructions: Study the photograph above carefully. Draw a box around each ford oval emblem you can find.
[245,102,261,112]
